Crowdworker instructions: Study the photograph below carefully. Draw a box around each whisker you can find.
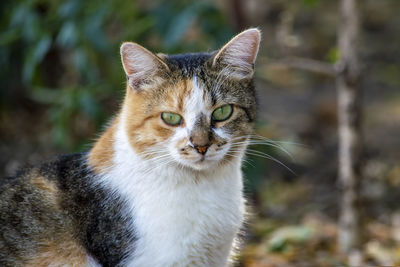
[149,154,170,162]
[229,134,303,160]
[224,152,255,167]
[248,138,294,153]
[228,146,295,175]
[250,134,306,147]
[231,141,293,160]
[141,158,173,175]
[222,154,255,168]
[243,149,296,175]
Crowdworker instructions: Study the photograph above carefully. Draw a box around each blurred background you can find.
[1,0,400,266]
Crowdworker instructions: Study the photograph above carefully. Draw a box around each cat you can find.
[0,28,261,267]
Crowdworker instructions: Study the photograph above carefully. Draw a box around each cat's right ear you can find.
[212,28,261,80]
[120,42,169,90]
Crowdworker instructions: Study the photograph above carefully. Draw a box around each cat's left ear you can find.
[212,28,261,79]
[120,42,170,90]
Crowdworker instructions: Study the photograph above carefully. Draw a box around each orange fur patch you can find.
[31,176,57,194]
[31,176,59,207]
[88,118,119,173]
[26,238,88,266]
[123,79,193,154]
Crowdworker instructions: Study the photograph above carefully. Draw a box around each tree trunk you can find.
[336,0,363,260]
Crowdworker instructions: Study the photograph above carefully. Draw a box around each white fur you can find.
[86,255,101,267]
[99,79,247,267]
[184,76,210,131]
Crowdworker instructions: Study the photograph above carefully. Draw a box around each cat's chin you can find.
[176,157,222,171]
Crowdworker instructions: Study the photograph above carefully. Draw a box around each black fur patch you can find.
[0,153,136,266]
[166,52,214,77]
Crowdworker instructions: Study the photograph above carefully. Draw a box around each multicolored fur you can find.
[0,29,261,266]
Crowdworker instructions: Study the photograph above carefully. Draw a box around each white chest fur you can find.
[100,122,245,267]
[128,166,243,267]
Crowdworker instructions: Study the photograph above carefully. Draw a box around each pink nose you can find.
[195,145,209,155]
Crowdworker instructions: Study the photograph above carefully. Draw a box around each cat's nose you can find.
[189,129,211,155]
[194,144,209,155]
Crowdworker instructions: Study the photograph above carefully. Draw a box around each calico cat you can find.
[0,28,261,266]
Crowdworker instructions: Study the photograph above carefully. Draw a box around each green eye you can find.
[161,112,183,126]
[212,104,233,122]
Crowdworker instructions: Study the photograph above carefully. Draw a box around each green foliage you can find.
[302,0,320,8]
[268,225,314,252]
[0,0,232,149]
[378,64,400,88]
[327,46,340,64]
[151,0,233,52]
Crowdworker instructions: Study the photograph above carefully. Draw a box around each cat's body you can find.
[0,153,132,266]
[0,29,261,266]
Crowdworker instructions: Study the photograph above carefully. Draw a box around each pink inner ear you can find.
[120,43,170,90]
[224,29,260,65]
[213,29,261,78]
[120,43,157,78]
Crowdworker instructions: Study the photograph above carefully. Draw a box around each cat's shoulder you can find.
[0,152,90,193]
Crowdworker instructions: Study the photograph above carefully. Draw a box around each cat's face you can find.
[120,29,260,171]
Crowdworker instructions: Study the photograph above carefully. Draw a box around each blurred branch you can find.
[336,0,363,263]
[275,57,335,76]
[225,0,247,32]
[276,2,299,51]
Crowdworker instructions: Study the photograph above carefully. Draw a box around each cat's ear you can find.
[120,42,169,90]
[212,28,261,79]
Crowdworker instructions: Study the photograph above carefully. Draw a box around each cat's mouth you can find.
[172,144,230,170]
[186,155,210,164]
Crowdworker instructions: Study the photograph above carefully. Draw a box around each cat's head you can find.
[119,29,260,171]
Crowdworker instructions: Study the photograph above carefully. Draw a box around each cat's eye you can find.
[161,112,183,126]
[212,104,233,122]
